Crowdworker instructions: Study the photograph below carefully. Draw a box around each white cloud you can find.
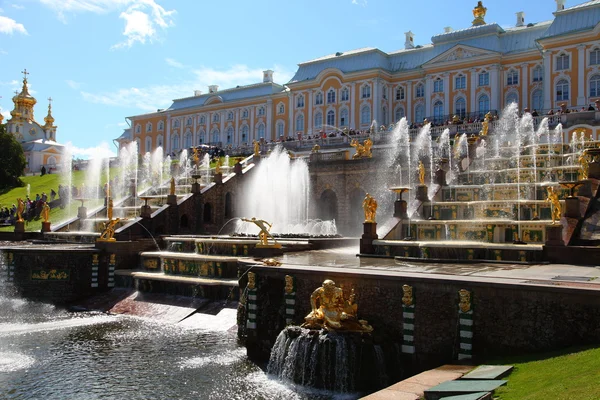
[0,15,27,35]
[11,4,25,10]
[80,64,295,112]
[66,142,116,159]
[165,58,184,68]
[66,79,82,89]
[351,0,367,5]
[1,110,10,121]
[38,0,174,48]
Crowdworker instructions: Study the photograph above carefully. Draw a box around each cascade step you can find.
[461,365,513,380]
[424,380,507,400]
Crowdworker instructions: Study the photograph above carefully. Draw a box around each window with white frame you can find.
[395,107,405,122]
[145,136,152,153]
[327,110,335,126]
[242,109,249,119]
[186,117,193,126]
[341,87,349,102]
[212,113,220,123]
[478,71,489,86]
[315,92,323,105]
[241,125,249,142]
[157,134,163,148]
[198,131,205,144]
[590,74,600,97]
[556,79,569,101]
[278,104,285,114]
[433,100,444,123]
[433,78,444,93]
[455,75,466,90]
[257,124,265,139]
[396,87,405,100]
[211,129,220,143]
[360,105,371,124]
[532,66,543,82]
[327,89,336,104]
[415,84,424,98]
[172,133,179,150]
[297,95,305,108]
[185,132,192,148]
[145,122,152,132]
[415,104,424,123]
[556,53,570,70]
[277,121,284,137]
[227,111,234,120]
[532,90,543,112]
[591,48,600,66]
[173,120,180,128]
[382,87,387,100]
[455,98,466,118]
[296,115,304,131]
[227,126,234,144]
[506,93,518,106]
[478,94,490,116]
[507,70,519,86]
[361,84,371,99]
[340,109,348,126]
[158,121,164,131]
[314,112,323,128]
[258,107,265,116]
[382,106,388,125]
[199,116,206,124]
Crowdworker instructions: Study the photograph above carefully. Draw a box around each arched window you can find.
[296,115,304,131]
[396,86,405,100]
[145,136,152,153]
[227,111,234,120]
[415,104,424,123]
[135,138,141,151]
[415,84,424,98]
[158,121,164,131]
[258,107,265,116]
[556,79,569,101]
[186,117,193,126]
[242,109,249,119]
[361,84,371,99]
[173,120,180,128]
[557,53,570,70]
[157,134,164,148]
[184,131,192,148]
[478,71,489,86]
[340,109,348,127]
[212,113,220,123]
[327,89,336,104]
[590,74,600,97]
[314,112,323,128]
[505,93,519,106]
[326,110,335,127]
[532,90,543,112]
[278,104,284,114]
[199,116,206,124]
[276,121,284,137]
[433,78,443,93]
[171,133,180,150]
[198,130,205,144]
[507,70,519,86]
[257,124,265,139]
[146,122,152,132]
[315,92,323,105]
[135,124,141,134]
[382,106,388,125]
[532,66,543,82]
[361,105,371,125]
[382,86,387,100]
[395,107,405,122]
[455,98,466,118]
[241,125,249,142]
[296,95,305,108]
[211,129,220,144]
[341,87,349,102]
[227,126,234,144]
[478,94,490,117]
[455,74,466,90]
[433,100,444,123]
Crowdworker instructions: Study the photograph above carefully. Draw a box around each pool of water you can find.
[0,295,360,400]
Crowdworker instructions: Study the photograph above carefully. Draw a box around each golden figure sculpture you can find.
[578,150,590,180]
[253,140,260,156]
[472,1,487,26]
[452,115,460,124]
[193,147,200,167]
[418,160,426,185]
[284,275,294,294]
[362,193,378,223]
[546,186,561,224]
[402,284,414,306]
[311,143,321,153]
[480,112,491,136]
[215,158,223,174]
[363,137,373,158]
[458,289,471,313]
[169,177,175,196]
[98,218,121,241]
[107,198,114,220]
[247,271,256,290]
[350,138,366,159]
[302,279,373,332]
[241,217,279,247]
[41,202,50,223]
[16,198,25,223]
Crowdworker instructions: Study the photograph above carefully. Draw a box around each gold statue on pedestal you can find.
[472,1,487,26]
[41,202,50,223]
[362,193,377,223]
[458,289,471,313]
[241,217,281,248]
[364,137,373,158]
[480,112,491,136]
[546,186,561,225]
[350,138,366,159]
[253,140,260,156]
[16,198,25,223]
[402,285,414,306]
[578,150,590,180]
[418,160,426,185]
[302,279,373,332]
[98,218,122,242]
[193,147,201,168]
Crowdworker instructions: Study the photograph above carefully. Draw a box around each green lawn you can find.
[491,345,600,400]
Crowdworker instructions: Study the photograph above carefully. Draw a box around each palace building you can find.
[117,0,600,154]
[3,70,64,174]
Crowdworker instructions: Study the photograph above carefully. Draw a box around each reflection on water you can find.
[0,295,360,400]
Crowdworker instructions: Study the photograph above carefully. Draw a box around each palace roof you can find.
[541,0,600,39]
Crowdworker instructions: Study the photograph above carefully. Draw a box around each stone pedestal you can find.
[252,245,284,258]
[14,221,25,233]
[167,194,178,206]
[435,168,446,186]
[77,206,87,219]
[140,205,152,219]
[589,162,600,180]
[214,172,223,184]
[394,200,408,219]
[234,162,243,175]
[545,224,564,246]
[191,182,201,194]
[360,222,378,254]
[415,185,429,202]
[253,154,261,164]
[564,196,580,219]
[41,221,51,233]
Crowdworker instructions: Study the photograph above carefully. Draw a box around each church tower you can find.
[10,69,37,122]
[43,98,57,141]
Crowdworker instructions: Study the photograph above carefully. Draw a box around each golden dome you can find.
[44,101,55,127]
[13,77,37,108]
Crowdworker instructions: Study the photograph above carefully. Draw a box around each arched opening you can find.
[318,189,338,221]
[203,203,212,223]
[225,192,233,218]
[349,188,366,235]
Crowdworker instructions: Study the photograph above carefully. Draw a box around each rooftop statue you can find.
[362,193,377,223]
[546,186,561,225]
[472,1,487,26]
[302,279,373,332]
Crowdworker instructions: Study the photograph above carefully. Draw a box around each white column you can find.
[235,109,240,147]
[220,112,224,145]
[490,65,500,112]
[308,91,313,134]
[288,92,293,137]
[577,44,586,107]
[443,73,450,117]
[373,79,380,123]
[387,84,392,125]
[250,107,255,142]
[425,76,432,118]
[205,114,210,142]
[406,82,412,123]
[192,114,197,145]
[266,99,273,141]
[521,64,529,110]
[166,115,171,154]
[470,68,477,113]
[350,83,356,128]
[543,51,552,111]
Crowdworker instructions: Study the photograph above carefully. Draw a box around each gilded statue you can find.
[284,275,294,294]
[546,186,561,224]
[41,202,50,223]
[16,198,25,223]
[169,177,175,196]
[362,193,377,223]
[472,1,487,26]
[578,150,590,180]
[247,271,256,290]
[215,158,223,174]
[418,160,426,185]
[98,218,121,241]
[350,138,366,159]
[242,217,278,247]
[312,143,321,153]
[107,198,114,220]
[363,137,373,158]
[458,289,471,313]
[253,140,260,156]
[262,258,282,266]
[193,147,200,167]
[402,284,414,306]
[302,279,373,332]
[480,112,491,136]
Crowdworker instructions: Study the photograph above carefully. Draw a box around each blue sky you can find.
[0,0,574,158]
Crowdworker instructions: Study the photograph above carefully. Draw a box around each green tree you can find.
[0,124,26,190]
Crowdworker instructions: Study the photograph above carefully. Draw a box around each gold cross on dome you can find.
[21,69,29,80]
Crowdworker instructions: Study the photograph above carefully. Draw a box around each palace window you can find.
[556,79,569,101]
[433,100,444,123]
[591,48,600,66]
[327,89,336,104]
[135,124,141,134]
[278,104,285,114]
[382,87,387,100]
[507,70,519,86]
[395,107,405,122]
[296,95,305,108]
[173,120,180,128]
[296,115,304,131]
[198,131,205,144]
[556,53,570,70]
[199,116,206,124]
[158,121,164,131]
[257,124,265,139]
[242,125,249,142]
[327,110,335,127]
[212,113,220,123]
[360,105,371,124]
[340,109,348,126]
[455,75,466,90]
[396,87,405,101]
[478,71,489,86]
[478,94,490,117]
[590,75,600,97]
[172,134,179,150]
[506,93,518,106]
[532,90,543,112]
[277,121,284,137]
[361,84,371,99]
[211,129,220,143]
[315,92,324,105]
[341,87,349,102]
[415,104,424,123]
[145,137,152,153]
[227,126,234,144]
[185,132,192,148]
[314,112,323,128]
[433,78,444,93]
[532,66,543,82]
[382,106,388,125]
[258,107,265,116]
[455,98,466,118]
[227,111,234,120]
[415,84,424,98]
[242,109,249,119]
[186,117,193,126]
[157,134,163,147]
[146,122,152,132]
